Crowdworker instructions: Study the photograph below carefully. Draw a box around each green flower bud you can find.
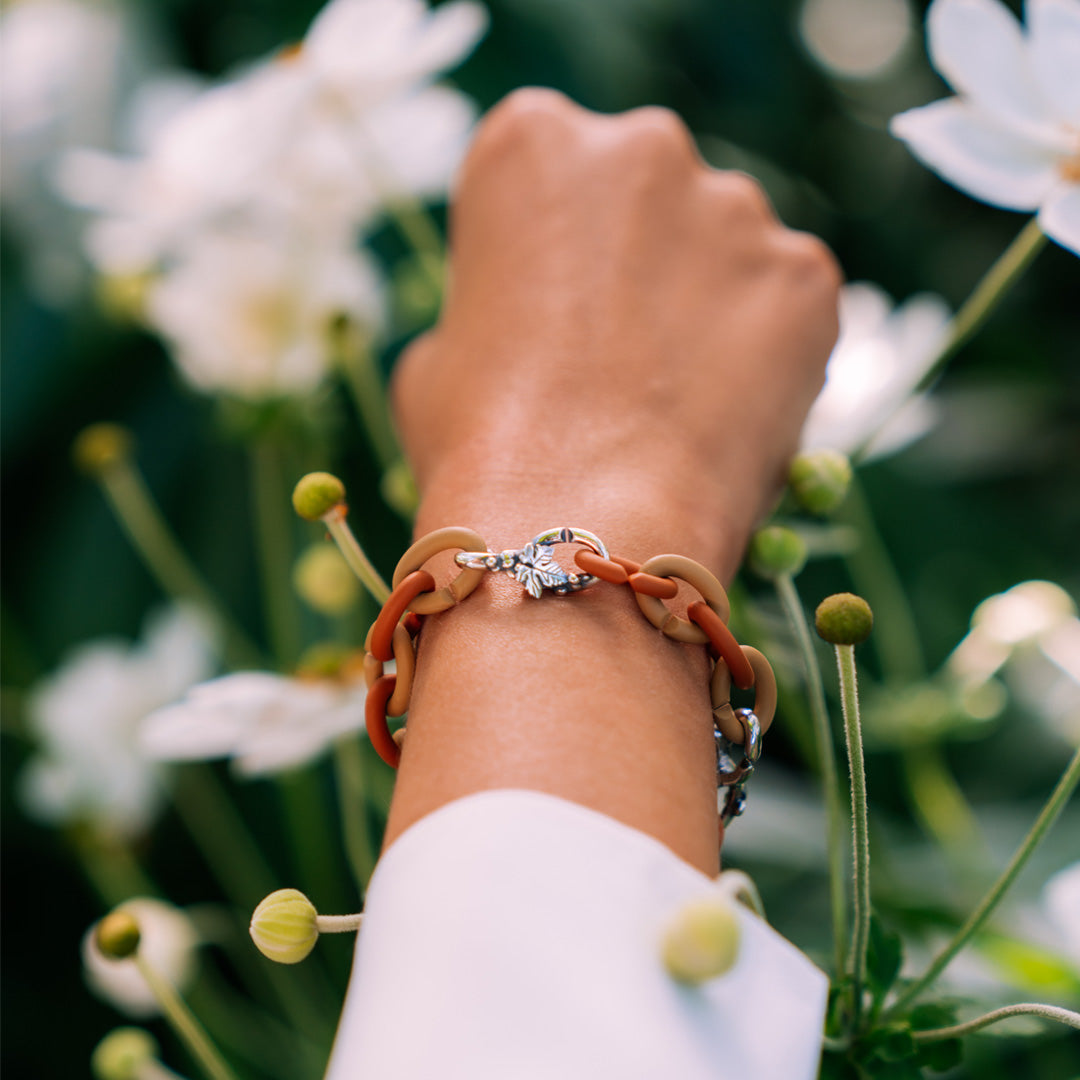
[788,449,852,515]
[295,642,356,681]
[73,424,134,475]
[748,525,807,580]
[815,592,874,645]
[292,472,346,521]
[91,1028,159,1080]
[250,888,319,964]
[95,910,141,960]
[661,897,741,984]
[96,272,152,325]
[293,544,360,615]
[381,458,419,518]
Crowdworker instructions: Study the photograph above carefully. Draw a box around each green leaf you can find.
[866,914,904,1003]
[907,1002,960,1031]
[869,1027,917,1063]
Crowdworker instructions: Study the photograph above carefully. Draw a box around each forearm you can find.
[382,464,757,876]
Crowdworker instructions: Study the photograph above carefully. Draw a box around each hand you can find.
[393,88,841,575]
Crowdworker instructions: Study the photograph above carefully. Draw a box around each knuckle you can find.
[781,231,844,292]
[464,88,577,175]
[711,171,774,220]
[619,106,697,161]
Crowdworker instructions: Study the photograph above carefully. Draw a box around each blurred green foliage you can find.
[2,0,1078,1077]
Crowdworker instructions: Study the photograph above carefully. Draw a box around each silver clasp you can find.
[455,527,610,599]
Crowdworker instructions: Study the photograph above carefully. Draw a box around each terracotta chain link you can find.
[362,529,777,781]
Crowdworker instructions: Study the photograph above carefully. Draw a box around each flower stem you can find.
[334,323,402,472]
[97,460,262,668]
[315,913,364,933]
[840,479,925,682]
[73,830,157,905]
[323,506,390,605]
[775,573,847,978]
[384,197,445,303]
[901,744,986,867]
[836,643,871,1029]
[249,440,302,669]
[918,216,1047,391]
[134,954,239,1080]
[913,1002,1080,1042]
[332,736,378,896]
[887,745,1080,1018]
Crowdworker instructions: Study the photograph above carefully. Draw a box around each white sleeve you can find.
[325,789,827,1080]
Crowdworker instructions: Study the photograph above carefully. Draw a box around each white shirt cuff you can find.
[326,789,826,1080]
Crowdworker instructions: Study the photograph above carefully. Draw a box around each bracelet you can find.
[362,527,777,836]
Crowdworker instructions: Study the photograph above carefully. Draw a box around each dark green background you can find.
[3,0,1078,1076]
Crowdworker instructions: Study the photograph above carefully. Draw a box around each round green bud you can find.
[788,449,852,515]
[815,592,874,645]
[748,525,807,580]
[250,888,319,964]
[295,642,354,681]
[661,897,741,984]
[95,910,141,960]
[91,1028,159,1080]
[73,424,134,475]
[293,544,360,615]
[292,472,346,521]
[380,458,419,519]
[96,272,151,325]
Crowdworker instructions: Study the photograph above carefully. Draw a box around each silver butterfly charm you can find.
[455,527,609,599]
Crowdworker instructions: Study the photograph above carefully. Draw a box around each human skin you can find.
[385,88,842,875]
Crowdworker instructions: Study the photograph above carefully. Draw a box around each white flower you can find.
[0,0,147,301]
[891,0,1080,256]
[301,0,487,109]
[18,607,216,838]
[57,0,485,273]
[145,226,384,400]
[800,282,952,460]
[141,670,369,777]
[948,580,1080,743]
[83,898,200,1017]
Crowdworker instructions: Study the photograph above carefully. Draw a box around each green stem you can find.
[73,831,157,905]
[250,441,302,669]
[323,508,391,605]
[901,745,987,866]
[775,573,847,978]
[836,644,871,1030]
[913,1002,1080,1042]
[384,198,445,303]
[276,768,347,915]
[172,767,278,907]
[335,325,402,471]
[917,216,1047,392]
[841,479,925,683]
[134,955,239,1080]
[887,746,1080,1018]
[332,736,378,896]
[315,913,364,933]
[98,462,263,668]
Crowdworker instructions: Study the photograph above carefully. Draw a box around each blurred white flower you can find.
[145,227,383,399]
[1042,861,1080,969]
[891,0,1080,256]
[83,898,200,1017]
[141,669,368,777]
[0,0,148,301]
[18,608,216,838]
[799,0,913,80]
[800,282,952,460]
[948,580,1080,743]
[58,0,485,273]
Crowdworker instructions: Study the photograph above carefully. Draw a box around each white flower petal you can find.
[861,394,942,460]
[927,0,1052,135]
[1028,0,1080,127]
[1037,182,1080,255]
[892,98,1058,209]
